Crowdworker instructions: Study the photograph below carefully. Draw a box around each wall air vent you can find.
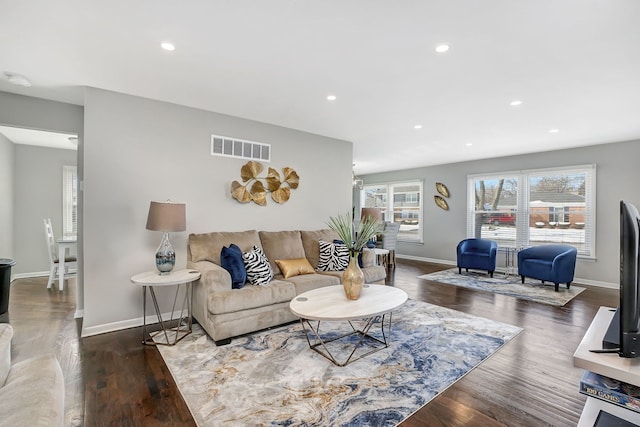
[210,134,271,162]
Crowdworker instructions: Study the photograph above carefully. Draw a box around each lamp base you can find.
[155,232,176,275]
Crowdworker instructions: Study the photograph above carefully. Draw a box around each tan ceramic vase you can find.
[342,251,365,300]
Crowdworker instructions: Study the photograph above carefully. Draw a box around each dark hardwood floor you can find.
[6,260,618,426]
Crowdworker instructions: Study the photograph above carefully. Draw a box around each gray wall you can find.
[13,145,77,274]
[82,88,353,335]
[0,92,83,308]
[0,133,14,260]
[362,139,640,287]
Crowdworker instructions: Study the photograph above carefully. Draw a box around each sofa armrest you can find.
[189,260,232,292]
[551,249,577,272]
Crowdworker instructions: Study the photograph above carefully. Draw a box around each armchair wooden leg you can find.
[521,276,525,284]
[554,283,559,292]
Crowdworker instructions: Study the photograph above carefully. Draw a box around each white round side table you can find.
[130,268,201,346]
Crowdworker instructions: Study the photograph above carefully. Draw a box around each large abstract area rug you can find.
[157,299,522,427]
[418,268,586,306]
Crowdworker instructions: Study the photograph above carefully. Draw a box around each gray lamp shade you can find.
[145,201,186,232]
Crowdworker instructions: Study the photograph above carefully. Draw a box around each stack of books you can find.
[580,371,640,413]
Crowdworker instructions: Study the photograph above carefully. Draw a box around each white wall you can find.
[0,133,14,260]
[362,139,640,287]
[82,88,353,336]
[13,145,77,275]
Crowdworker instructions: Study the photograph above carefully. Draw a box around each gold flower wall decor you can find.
[231,161,300,206]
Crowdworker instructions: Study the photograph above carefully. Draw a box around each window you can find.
[62,165,77,236]
[467,165,595,258]
[361,180,423,242]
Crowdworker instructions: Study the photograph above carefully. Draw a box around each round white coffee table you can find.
[289,284,408,366]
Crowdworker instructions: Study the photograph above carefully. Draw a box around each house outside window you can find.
[361,180,423,243]
[467,165,595,258]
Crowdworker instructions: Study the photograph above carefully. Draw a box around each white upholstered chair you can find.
[43,218,76,291]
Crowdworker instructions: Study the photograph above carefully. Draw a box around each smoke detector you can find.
[3,72,31,87]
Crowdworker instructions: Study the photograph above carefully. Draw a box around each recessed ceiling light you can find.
[3,72,31,87]
[326,94,337,101]
[414,125,423,129]
[161,42,176,51]
[549,129,560,133]
[510,100,523,106]
[466,143,473,147]
[435,44,450,53]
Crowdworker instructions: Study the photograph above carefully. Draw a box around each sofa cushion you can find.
[361,248,375,268]
[318,265,387,284]
[259,231,307,275]
[243,246,274,286]
[189,230,261,265]
[208,280,296,314]
[0,354,65,427]
[275,258,315,279]
[220,244,247,289]
[317,239,349,271]
[0,324,11,387]
[300,229,340,268]
[285,273,341,295]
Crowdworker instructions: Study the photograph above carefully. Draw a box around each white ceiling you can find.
[0,126,77,151]
[1,1,639,174]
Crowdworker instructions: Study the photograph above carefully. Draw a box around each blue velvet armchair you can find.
[456,238,498,277]
[517,244,577,292]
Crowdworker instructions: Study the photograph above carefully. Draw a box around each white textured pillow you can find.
[243,246,274,286]
[317,240,349,271]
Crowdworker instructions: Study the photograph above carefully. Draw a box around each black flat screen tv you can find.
[602,200,640,357]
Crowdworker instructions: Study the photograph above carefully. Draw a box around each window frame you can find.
[467,164,596,259]
[62,165,77,236]
[361,180,423,243]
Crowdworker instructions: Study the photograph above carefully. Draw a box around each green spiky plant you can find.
[327,212,380,257]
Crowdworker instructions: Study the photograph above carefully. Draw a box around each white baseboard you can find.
[12,270,77,280]
[12,271,50,280]
[81,310,186,338]
[396,254,618,289]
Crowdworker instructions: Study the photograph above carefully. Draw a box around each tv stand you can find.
[602,306,621,350]
[574,307,640,385]
[574,307,640,425]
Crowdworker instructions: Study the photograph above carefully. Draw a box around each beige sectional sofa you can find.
[0,324,65,427]
[187,229,387,344]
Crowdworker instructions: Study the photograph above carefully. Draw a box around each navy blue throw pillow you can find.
[221,244,247,289]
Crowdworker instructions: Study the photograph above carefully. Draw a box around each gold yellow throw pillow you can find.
[275,258,315,279]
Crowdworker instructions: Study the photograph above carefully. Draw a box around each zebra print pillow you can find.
[242,245,274,286]
[317,239,349,271]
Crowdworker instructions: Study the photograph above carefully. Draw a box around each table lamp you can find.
[146,201,186,275]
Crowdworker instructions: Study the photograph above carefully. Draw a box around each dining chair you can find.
[376,222,401,269]
[43,218,76,291]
